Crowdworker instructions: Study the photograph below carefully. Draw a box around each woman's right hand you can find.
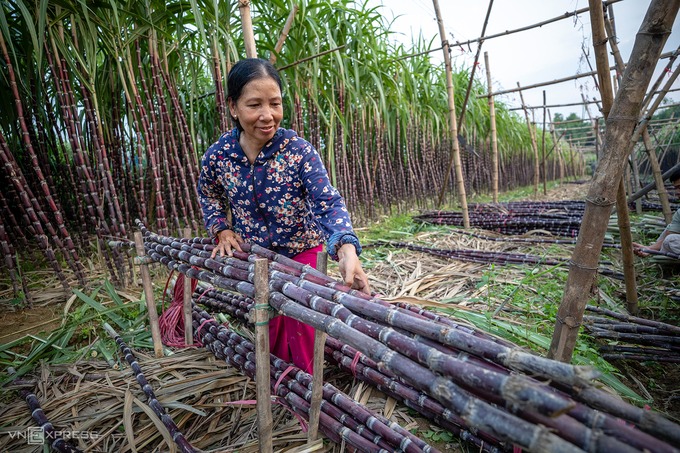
[212,229,245,258]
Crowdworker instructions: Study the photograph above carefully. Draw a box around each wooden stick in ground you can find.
[628,162,680,203]
[307,251,328,443]
[134,231,163,358]
[433,0,469,225]
[238,0,258,58]
[517,84,540,198]
[484,52,499,203]
[541,90,547,195]
[253,257,273,451]
[183,228,193,345]
[457,0,494,132]
[548,0,677,362]
[270,5,298,64]
[598,0,639,315]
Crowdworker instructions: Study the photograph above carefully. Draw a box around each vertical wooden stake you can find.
[541,90,547,195]
[238,0,258,58]
[432,0,469,226]
[484,52,499,203]
[133,232,163,358]
[254,257,273,451]
[307,251,328,443]
[517,83,540,198]
[183,228,193,346]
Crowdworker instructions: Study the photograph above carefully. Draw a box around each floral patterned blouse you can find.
[198,128,361,259]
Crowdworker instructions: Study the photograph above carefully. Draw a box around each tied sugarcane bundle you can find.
[366,240,624,280]
[102,324,195,453]
[192,307,437,453]
[196,286,676,453]
[192,286,505,451]
[584,305,680,363]
[452,230,622,248]
[136,221,680,452]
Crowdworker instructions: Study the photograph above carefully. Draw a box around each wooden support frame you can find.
[307,251,328,443]
[133,232,164,358]
[253,258,273,451]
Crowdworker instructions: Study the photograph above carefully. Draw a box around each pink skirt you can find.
[269,245,323,373]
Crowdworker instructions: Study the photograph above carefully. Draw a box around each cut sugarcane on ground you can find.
[1,181,679,452]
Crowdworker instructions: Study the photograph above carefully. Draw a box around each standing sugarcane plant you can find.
[0,0,582,291]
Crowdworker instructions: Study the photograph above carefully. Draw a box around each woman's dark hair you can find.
[227,58,283,131]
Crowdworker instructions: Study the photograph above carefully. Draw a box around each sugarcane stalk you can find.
[193,309,434,453]
[103,323,195,453]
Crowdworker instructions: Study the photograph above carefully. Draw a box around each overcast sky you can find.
[364,0,679,122]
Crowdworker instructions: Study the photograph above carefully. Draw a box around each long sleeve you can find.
[297,142,361,259]
[197,147,232,237]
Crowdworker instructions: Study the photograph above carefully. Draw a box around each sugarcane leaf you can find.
[72,288,128,329]
[133,396,176,452]
[104,280,125,306]
[124,389,138,453]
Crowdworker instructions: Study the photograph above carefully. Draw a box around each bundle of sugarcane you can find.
[584,306,680,363]
[9,368,83,453]
[192,286,505,451]
[366,240,623,279]
[636,200,680,213]
[454,231,622,248]
[414,211,583,237]
[102,323,196,453]
[191,306,439,453]
[194,285,678,453]
[136,223,680,452]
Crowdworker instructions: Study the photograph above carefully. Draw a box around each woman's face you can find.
[229,77,283,148]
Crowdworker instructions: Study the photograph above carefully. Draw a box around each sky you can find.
[364,0,680,123]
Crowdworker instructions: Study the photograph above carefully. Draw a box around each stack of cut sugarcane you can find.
[414,200,677,238]
[366,240,623,279]
[137,222,680,453]
[584,305,680,363]
[192,306,442,452]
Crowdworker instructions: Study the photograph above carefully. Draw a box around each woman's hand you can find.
[211,229,244,258]
[337,243,371,294]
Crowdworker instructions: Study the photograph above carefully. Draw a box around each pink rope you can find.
[274,365,296,395]
[350,351,362,377]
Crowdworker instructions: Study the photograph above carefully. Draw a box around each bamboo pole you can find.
[628,162,680,203]
[588,0,642,314]
[238,1,258,58]
[585,0,639,315]
[642,129,673,223]
[517,84,540,198]
[270,5,298,64]
[541,91,547,195]
[307,251,328,443]
[457,0,494,131]
[511,99,602,111]
[134,232,164,358]
[450,0,623,50]
[253,257,273,451]
[549,0,677,362]
[481,50,677,99]
[640,45,680,112]
[183,228,193,345]
[433,0,469,226]
[484,52,499,203]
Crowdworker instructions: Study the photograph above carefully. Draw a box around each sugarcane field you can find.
[3,0,680,452]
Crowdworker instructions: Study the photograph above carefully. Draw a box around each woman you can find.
[198,58,370,373]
